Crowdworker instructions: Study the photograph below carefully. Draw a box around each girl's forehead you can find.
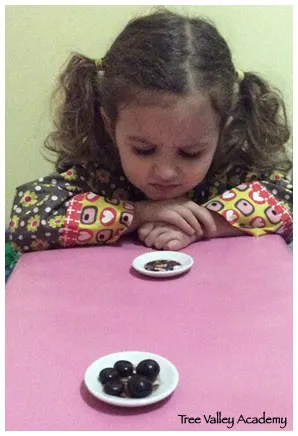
[120,90,209,112]
[117,93,220,141]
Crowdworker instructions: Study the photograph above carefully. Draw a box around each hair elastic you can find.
[236,69,245,82]
[94,58,104,71]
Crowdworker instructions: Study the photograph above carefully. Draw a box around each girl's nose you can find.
[152,161,178,181]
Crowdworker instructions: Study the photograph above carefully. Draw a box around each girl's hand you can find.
[138,209,244,250]
[134,198,217,237]
[138,221,200,251]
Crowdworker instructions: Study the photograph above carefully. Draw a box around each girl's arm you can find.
[9,163,219,252]
[201,168,293,243]
[8,165,136,252]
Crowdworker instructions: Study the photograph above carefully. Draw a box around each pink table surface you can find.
[6,235,292,431]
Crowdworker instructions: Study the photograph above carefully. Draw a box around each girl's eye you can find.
[131,147,201,159]
[179,150,201,159]
[132,147,155,156]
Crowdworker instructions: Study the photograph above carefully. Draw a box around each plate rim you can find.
[84,350,179,407]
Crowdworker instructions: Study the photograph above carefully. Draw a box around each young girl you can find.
[8,9,293,253]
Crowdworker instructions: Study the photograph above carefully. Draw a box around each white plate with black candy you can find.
[132,251,194,278]
[84,350,179,407]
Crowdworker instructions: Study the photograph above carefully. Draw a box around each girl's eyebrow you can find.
[127,135,207,149]
[128,136,155,146]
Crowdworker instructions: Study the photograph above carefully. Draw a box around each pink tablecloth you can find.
[6,235,292,431]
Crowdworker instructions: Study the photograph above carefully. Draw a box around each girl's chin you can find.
[146,194,177,201]
[144,188,188,201]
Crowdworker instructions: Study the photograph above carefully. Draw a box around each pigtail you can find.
[217,72,292,174]
[44,53,109,171]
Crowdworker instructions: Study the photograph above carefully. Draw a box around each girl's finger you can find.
[138,222,155,241]
[153,230,181,250]
[173,206,202,235]
[164,230,204,250]
[188,204,217,236]
[159,210,196,236]
[166,239,184,251]
[144,226,168,248]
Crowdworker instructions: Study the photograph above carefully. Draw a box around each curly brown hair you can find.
[44,8,292,178]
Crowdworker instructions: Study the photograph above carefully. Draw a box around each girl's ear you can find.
[100,107,113,137]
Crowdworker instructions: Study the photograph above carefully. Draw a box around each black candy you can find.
[103,380,125,397]
[136,359,160,381]
[98,367,120,384]
[114,360,134,378]
[127,374,153,398]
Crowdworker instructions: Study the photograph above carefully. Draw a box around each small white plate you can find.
[84,351,179,407]
[132,251,194,278]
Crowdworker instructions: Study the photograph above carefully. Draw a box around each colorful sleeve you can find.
[201,169,293,243]
[8,166,135,252]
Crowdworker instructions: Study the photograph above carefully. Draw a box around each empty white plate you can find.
[132,251,194,277]
[84,350,179,407]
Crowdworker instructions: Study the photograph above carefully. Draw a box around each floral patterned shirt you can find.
[8,162,293,252]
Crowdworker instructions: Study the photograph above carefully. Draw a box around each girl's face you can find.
[103,92,220,200]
